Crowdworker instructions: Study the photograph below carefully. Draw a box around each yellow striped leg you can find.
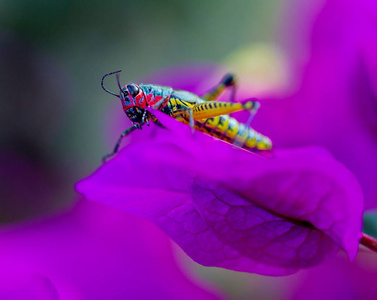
[192,100,260,120]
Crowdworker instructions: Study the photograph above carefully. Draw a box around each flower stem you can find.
[360,233,377,253]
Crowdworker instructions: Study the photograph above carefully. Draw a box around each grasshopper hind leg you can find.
[201,73,237,102]
[243,99,260,128]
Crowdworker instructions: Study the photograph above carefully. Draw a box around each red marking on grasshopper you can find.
[147,95,163,107]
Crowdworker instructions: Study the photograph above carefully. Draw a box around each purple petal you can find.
[0,274,59,300]
[290,252,377,300]
[257,0,377,209]
[0,199,223,299]
[76,112,363,275]
[189,179,338,271]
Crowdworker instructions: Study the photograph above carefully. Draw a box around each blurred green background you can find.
[0,0,284,222]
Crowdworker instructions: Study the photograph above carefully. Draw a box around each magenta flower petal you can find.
[0,273,59,300]
[0,199,222,299]
[189,179,338,272]
[76,112,363,275]
[257,0,377,209]
[290,253,377,300]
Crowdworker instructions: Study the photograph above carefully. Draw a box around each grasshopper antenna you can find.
[101,70,122,98]
[116,73,123,93]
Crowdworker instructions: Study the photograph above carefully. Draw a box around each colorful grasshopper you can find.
[101,70,272,162]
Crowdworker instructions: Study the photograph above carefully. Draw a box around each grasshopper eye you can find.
[127,85,139,97]
[124,95,131,105]
[121,88,128,95]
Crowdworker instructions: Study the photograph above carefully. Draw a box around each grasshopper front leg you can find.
[148,112,166,129]
[102,125,139,163]
[171,106,195,133]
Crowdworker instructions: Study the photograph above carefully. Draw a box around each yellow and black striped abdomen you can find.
[195,115,272,151]
[163,96,272,152]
